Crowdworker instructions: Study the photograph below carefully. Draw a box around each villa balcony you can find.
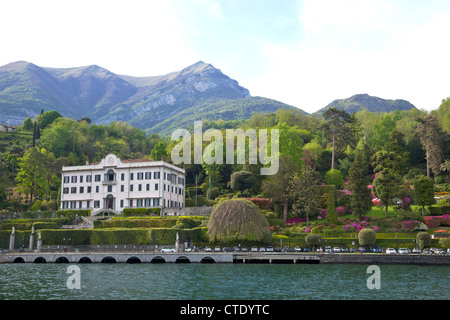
[102,180,117,185]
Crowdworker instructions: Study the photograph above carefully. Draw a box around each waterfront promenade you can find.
[1,251,449,265]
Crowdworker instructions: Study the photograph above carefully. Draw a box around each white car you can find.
[214,247,221,252]
[386,248,397,254]
[251,246,258,252]
[398,248,410,254]
[161,247,175,253]
[325,246,332,253]
[266,246,274,252]
[333,247,341,253]
[412,248,421,254]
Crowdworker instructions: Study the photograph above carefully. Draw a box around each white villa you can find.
[60,154,185,215]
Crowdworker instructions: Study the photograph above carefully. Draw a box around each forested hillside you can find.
[1,97,449,215]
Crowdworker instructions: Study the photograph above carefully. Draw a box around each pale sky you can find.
[1,0,449,113]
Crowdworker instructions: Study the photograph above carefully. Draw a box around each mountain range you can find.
[0,60,299,135]
[0,60,416,135]
[314,93,416,115]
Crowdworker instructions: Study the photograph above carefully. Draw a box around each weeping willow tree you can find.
[207,199,271,243]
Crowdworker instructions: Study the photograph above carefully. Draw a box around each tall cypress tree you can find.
[348,142,372,218]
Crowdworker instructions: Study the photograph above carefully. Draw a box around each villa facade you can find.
[60,154,185,215]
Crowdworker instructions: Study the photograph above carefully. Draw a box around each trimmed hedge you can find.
[0,227,210,246]
[0,218,70,230]
[94,218,178,229]
[122,208,162,216]
[426,206,450,216]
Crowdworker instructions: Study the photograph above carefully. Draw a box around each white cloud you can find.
[247,0,450,113]
[0,0,197,76]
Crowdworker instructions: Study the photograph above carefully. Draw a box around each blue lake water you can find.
[0,263,448,300]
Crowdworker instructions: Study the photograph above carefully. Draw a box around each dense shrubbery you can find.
[122,208,161,216]
[358,228,377,246]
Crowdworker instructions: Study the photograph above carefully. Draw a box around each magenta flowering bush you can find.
[397,220,421,231]
[423,215,450,228]
[286,217,307,224]
[305,228,311,233]
[373,226,379,232]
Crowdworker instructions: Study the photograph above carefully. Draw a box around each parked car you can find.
[161,247,175,253]
[223,247,233,252]
[422,248,433,255]
[434,248,446,255]
[274,247,282,252]
[204,246,212,252]
[333,247,341,253]
[398,248,410,254]
[214,246,221,252]
[303,247,311,252]
[386,248,397,254]
[232,246,240,252]
[316,247,323,253]
[340,247,349,253]
[349,247,357,253]
[358,247,366,253]
[412,248,421,254]
[259,247,266,252]
[266,246,274,252]
[283,246,295,252]
[324,246,332,253]
[241,247,248,252]
[184,247,192,252]
[369,246,381,253]
[294,246,302,252]
[251,246,258,252]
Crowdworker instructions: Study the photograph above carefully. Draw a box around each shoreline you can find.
[1,252,449,266]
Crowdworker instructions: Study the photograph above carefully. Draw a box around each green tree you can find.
[22,117,33,131]
[416,114,445,177]
[373,170,399,217]
[263,154,298,223]
[207,198,271,243]
[383,130,410,176]
[369,114,396,150]
[413,175,435,215]
[150,141,168,161]
[324,169,344,189]
[322,107,359,170]
[230,170,256,195]
[288,165,321,227]
[305,234,323,251]
[275,122,304,169]
[38,110,62,129]
[348,142,372,218]
[416,232,431,250]
[15,147,47,201]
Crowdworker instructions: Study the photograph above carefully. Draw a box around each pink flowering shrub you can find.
[397,220,421,231]
[424,214,450,228]
[286,217,307,224]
